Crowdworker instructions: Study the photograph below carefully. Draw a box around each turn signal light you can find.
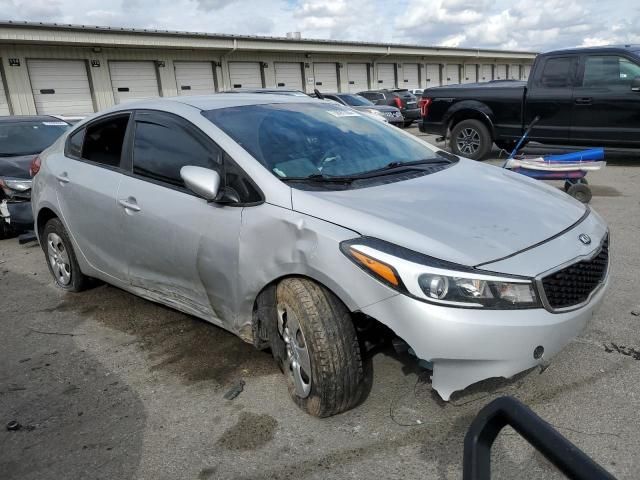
[349,248,400,287]
[419,97,432,118]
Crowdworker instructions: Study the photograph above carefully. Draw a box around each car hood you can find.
[291,159,587,266]
[0,154,35,179]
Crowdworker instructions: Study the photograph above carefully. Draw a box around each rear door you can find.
[570,53,640,145]
[347,63,368,93]
[174,61,217,95]
[228,62,263,89]
[54,113,131,282]
[313,63,339,91]
[118,111,243,320]
[525,55,578,142]
[109,61,160,104]
[274,62,303,89]
[27,59,95,115]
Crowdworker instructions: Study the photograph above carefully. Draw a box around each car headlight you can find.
[0,177,32,195]
[341,237,541,309]
[365,108,385,117]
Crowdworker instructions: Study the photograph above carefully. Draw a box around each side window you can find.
[132,114,221,188]
[582,55,640,87]
[538,57,574,88]
[82,115,130,167]
[67,128,85,158]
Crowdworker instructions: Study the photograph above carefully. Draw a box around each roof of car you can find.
[0,115,68,124]
[106,93,321,112]
[541,44,640,56]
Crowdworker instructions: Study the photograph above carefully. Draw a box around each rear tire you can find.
[566,183,592,204]
[450,119,492,160]
[403,120,414,128]
[42,218,91,292]
[270,278,365,417]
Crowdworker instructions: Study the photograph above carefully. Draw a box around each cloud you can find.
[1,0,639,51]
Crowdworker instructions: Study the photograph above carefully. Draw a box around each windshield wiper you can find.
[279,173,356,184]
[435,150,459,162]
[348,157,450,179]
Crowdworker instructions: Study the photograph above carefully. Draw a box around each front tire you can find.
[42,218,91,292]
[450,119,492,160]
[271,278,365,417]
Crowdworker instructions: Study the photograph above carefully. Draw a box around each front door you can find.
[570,53,640,146]
[118,110,242,322]
[524,55,578,142]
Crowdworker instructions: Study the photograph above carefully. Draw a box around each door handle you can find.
[55,173,70,184]
[118,198,141,212]
[574,97,592,105]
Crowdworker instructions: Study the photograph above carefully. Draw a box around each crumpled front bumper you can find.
[1,199,34,231]
[360,274,608,401]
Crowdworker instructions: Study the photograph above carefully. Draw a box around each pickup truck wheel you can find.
[566,183,592,204]
[450,119,492,160]
[271,278,365,417]
[42,218,91,292]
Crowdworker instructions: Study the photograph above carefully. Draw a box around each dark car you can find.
[357,89,420,127]
[320,93,404,126]
[0,116,70,238]
[419,45,640,159]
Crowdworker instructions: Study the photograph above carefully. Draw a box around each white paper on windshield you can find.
[42,122,68,126]
[326,109,360,118]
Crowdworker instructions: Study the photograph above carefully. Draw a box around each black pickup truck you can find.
[419,45,640,159]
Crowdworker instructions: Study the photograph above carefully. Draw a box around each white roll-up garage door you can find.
[376,63,395,88]
[347,63,368,93]
[522,65,532,81]
[174,61,216,96]
[109,61,159,104]
[313,63,338,92]
[496,64,508,80]
[444,65,460,85]
[425,64,440,88]
[0,73,9,115]
[27,60,94,115]
[463,64,477,83]
[228,62,263,89]
[509,64,521,80]
[274,62,303,90]
[402,64,419,88]
[480,64,493,82]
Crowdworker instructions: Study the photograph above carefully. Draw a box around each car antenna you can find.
[314,88,325,100]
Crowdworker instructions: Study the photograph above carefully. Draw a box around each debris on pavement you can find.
[631,309,640,316]
[6,420,21,431]
[604,343,640,360]
[223,380,246,400]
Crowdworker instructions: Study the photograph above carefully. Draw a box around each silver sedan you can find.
[31,94,609,416]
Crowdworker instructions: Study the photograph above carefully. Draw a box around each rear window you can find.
[202,102,438,179]
[539,57,574,88]
[0,121,69,157]
[337,94,373,106]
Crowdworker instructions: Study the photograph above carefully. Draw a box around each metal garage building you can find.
[0,21,536,116]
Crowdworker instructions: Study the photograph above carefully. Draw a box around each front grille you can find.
[541,235,609,310]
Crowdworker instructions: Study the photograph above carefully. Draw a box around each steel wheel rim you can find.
[47,232,71,286]
[277,302,312,398]
[456,127,481,155]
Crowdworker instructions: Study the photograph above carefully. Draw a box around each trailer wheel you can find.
[450,119,492,160]
[567,183,592,204]
[564,178,588,192]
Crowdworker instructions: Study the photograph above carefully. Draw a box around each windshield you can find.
[203,103,439,179]
[0,121,69,156]
[337,94,374,106]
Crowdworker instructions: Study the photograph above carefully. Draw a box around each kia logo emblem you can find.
[579,234,591,245]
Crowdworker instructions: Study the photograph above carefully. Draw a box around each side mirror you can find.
[632,77,640,92]
[180,166,220,201]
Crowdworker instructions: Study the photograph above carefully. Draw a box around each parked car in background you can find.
[358,89,420,127]
[32,94,609,416]
[0,116,70,238]
[419,45,640,159]
[319,93,404,126]
[409,88,424,97]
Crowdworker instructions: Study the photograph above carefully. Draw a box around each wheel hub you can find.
[277,303,312,398]
[47,232,71,286]
[456,127,481,155]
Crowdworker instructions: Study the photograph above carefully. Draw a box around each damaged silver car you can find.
[31,94,609,416]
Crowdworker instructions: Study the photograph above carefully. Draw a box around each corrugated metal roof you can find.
[0,20,538,56]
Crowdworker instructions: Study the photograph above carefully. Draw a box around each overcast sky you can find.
[2,0,639,51]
